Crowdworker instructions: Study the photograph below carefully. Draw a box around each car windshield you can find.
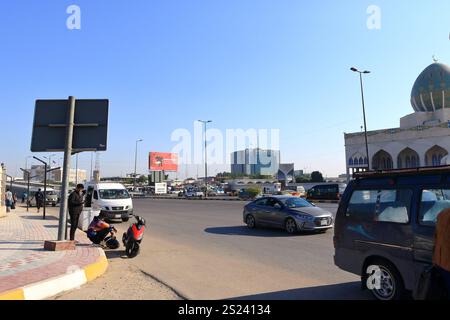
[99,189,130,199]
[46,191,57,195]
[280,197,314,208]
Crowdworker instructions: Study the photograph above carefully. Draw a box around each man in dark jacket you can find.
[35,189,44,213]
[68,184,85,241]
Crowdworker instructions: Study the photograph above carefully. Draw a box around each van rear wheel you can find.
[365,259,405,301]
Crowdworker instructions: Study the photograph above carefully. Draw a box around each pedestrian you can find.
[4,188,13,213]
[433,208,450,298]
[68,184,85,241]
[34,188,44,213]
[21,192,25,203]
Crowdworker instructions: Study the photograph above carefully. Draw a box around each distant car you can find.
[238,189,260,200]
[306,183,347,201]
[243,196,334,234]
[297,186,306,198]
[208,188,225,196]
[185,189,204,198]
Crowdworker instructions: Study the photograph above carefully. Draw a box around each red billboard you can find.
[149,152,178,172]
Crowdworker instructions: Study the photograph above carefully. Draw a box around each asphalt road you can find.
[98,199,373,300]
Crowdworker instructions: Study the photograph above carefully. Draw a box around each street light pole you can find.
[198,120,212,197]
[75,153,79,185]
[134,139,143,188]
[33,156,48,219]
[25,156,33,171]
[20,168,31,212]
[351,67,371,170]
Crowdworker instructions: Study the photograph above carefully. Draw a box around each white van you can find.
[84,182,134,222]
[28,188,59,207]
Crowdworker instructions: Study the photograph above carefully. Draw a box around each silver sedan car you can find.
[243,196,334,234]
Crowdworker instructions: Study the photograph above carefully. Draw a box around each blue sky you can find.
[0,0,449,179]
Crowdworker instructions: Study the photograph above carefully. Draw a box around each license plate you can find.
[320,219,328,226]
[115,214,121,219]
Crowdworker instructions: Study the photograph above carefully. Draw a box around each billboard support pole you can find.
[57,96,75,241]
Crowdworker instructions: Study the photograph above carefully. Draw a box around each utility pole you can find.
[197,120,212,197]
[57,96,75,241]
[134,139,143,189]
[350,67,371,170]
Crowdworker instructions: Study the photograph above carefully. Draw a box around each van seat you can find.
[377,202,409,223]
[421,200,450,223]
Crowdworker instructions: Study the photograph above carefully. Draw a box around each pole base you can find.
[44,240,76,251]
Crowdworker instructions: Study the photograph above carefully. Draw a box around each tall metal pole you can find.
[75,153,79,185]
[198,120,212,197]
[33,156,48,219]
[27,174,30,212]
[44,162,47,219]
[204,122,208,196]
[90,152,93,181]
[134,139,143,189]
[58,96,75,241]
[358,73,370,170]
[351,68,371,170]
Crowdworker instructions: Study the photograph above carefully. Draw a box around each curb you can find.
[0,248,108,300]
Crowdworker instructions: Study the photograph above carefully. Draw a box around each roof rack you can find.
[353,165,450,179]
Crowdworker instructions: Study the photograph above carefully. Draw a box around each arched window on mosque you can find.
[359,157,364,166]
[349,158,354,166]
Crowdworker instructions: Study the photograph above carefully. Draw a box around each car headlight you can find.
[297,214,314,222]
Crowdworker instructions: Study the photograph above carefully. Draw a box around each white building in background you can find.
[27,165,87,184]
[345,61,450,179]
[50,168,87,184]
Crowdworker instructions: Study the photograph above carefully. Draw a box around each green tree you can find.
[310,171,324,183]
[245,187,262,199]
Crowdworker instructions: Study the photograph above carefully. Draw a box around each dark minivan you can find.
[307,183,347,201]
[334,166,450,300]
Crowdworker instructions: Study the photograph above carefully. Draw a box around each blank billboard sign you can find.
[31,99,109,152]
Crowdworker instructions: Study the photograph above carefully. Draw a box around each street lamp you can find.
[25,156,33,171]
[134,139,143,188]
[198,120,212,197]
[33,156,48,219]
[43,154,57,168]
[350,67,371,170]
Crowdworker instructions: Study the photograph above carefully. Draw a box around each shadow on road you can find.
[204,226,321,238]
[105,249,129,259]
[229,281,374,300]
[21,215,58,221]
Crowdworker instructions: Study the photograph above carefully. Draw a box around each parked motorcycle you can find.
[122,216,146,258]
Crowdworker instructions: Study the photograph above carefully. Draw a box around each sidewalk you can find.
[0,206,108,300]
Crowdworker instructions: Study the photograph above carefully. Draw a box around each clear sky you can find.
[0,0,449,179]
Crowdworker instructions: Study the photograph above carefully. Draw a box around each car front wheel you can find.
[285,218,297,234]
[246,215,256,229]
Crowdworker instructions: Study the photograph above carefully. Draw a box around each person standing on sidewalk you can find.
[34,189,44,213]
[4,189,13,212]
[68,184,85,241]
[433,208,450,298]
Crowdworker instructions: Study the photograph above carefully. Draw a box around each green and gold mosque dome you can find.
[411,62,450,112]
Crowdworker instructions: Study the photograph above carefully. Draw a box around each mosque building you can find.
[345,61,450,179]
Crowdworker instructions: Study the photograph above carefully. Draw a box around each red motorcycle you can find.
[122,216,146,258]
